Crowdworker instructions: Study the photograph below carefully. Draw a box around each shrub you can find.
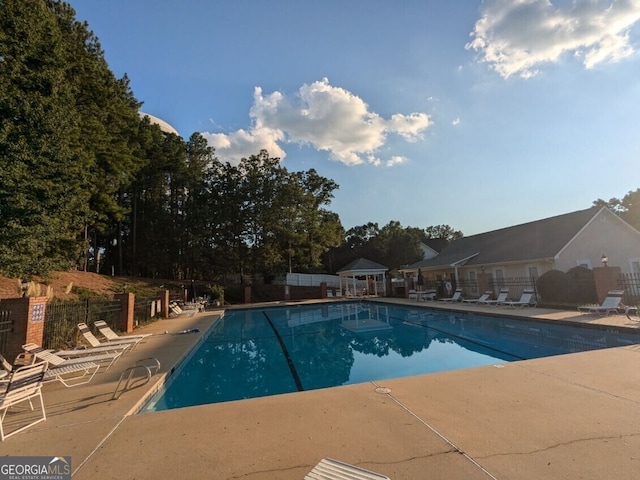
[536,270,570,305]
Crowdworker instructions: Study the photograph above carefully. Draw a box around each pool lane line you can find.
[262,311,304,392]
[390,314,527,361]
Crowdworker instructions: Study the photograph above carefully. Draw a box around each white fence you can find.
[278,273,341,288]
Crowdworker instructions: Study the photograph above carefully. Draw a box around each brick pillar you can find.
[159,289,170,319]
[244,285,251,304]
[114,293,135,333]
[477,273,492,296]
[593,266,621,304]
[320,282,327,299]
[3,296,48,362]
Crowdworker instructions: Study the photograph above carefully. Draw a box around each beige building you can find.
[401,207,640,291]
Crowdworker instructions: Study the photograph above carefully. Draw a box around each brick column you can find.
[114,292,135,333]
[159,289,170,319]
[3,296,48,362]
[244,285,251,304]
[320,282,327,299]
[593,266,621,304]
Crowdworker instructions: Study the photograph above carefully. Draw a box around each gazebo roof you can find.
[337,258,388,277]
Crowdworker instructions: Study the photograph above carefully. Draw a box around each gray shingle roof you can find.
[410,207,601,269]
[337,257,389,273]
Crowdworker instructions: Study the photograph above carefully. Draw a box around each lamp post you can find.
[601,254,608,267]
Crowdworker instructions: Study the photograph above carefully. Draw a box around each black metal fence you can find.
[133,296,162,328]
[618,273,640,306]
[43,299,122,350]
[488,276,539,300]
[0,310,12,354]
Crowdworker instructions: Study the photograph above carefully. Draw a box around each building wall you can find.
[555,209,640,273]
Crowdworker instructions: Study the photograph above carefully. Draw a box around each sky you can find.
[68,0,640,236]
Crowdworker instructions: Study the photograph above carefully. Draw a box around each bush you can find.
[536,270,570,305]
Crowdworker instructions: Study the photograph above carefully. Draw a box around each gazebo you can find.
[336,258,388,296]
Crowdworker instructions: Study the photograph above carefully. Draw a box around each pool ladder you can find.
[112,357,161,400]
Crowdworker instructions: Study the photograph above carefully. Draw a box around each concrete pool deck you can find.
[2,300,640,479]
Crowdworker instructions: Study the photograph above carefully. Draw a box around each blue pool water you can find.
[143,302,640,412]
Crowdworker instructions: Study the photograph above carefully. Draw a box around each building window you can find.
[527,266,539,279]
[495,269,505,289]
[629,258,640,274]
[468,271,478,294]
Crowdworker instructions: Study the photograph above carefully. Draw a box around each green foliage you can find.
[333,221,423,271]
[536,270,570,305]
[593,188,640,230]
[0,0,142,277]
[536,267,598,306]
[424,224,463,241]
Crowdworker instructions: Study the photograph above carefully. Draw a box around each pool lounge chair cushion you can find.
[305,458,390,480]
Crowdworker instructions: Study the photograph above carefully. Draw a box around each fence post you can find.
[2,296,48,363]
[593,266,621,304]
[114,293,135,333]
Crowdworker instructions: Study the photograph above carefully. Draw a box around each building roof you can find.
[421,237,449,253]
[337,258,388,274]
[409,207,604,270]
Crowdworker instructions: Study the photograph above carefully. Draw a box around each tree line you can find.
[2,1,638,284]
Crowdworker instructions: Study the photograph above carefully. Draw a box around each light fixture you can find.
[20,278,30,297]
[601,254,608,267]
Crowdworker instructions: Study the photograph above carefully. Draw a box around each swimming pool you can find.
[143,302,640,412]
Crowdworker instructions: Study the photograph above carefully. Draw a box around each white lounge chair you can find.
[578,290,625,316]
[169,301,196,317]
[462,291,493,304]
[501,288,537,308]
[94,320,152,342]
[0,361,48,441]
[440,288,462,302]
[479,288,509,306]
[417,289,437,301]
[305,458,390,480]
[77,323,142,350]
[23,343,120,377]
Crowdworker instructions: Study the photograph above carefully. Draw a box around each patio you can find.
[1,301,640,480]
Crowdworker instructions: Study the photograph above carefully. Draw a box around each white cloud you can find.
[202,78,432,166]
[452,117,461,126]
[467,0,640,78]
